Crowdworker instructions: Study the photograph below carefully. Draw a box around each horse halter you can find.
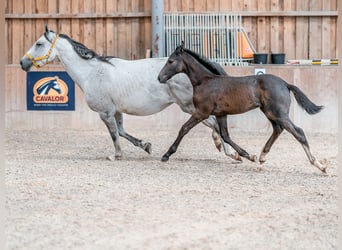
[25,34,59,68]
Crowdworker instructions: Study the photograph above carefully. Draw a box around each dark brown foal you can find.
[158,43,326,173]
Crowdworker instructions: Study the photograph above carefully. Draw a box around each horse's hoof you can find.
[250,155,258,162]
[115,154,123,160]
[143,142,152,154]
[106,156,114,161]
[161,155,169,162]
[215,144,222,152]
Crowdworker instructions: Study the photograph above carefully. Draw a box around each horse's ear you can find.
[45,24,49,33]
[181,41,185,49]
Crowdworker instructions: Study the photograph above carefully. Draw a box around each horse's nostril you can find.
[20,60,23,66]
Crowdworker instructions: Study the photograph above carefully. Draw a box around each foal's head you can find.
[158,42,187,83]
[158,42,227,83]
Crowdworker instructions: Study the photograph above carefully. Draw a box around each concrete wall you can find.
[5,64,338,133]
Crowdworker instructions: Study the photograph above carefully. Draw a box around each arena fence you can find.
[163,13,255,66]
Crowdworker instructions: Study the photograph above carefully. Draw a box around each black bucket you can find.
[271,53,285,64]
[253,53,268,64]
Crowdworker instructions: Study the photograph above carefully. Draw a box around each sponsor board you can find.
[27,71,75,111]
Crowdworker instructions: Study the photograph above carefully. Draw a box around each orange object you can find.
[237,31,254,58]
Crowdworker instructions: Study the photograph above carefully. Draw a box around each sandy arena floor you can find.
[5,127,338,249]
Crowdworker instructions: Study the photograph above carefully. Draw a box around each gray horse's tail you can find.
[287,83,323,115]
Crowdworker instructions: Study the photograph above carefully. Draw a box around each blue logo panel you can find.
[27,71,75,111]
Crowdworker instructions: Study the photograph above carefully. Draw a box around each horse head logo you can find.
[36,76,62,95]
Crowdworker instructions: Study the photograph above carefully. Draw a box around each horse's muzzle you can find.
[19,58,32,72]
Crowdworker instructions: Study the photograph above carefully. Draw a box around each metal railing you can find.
[164,13,252,66]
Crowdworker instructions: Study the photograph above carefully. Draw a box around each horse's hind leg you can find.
[259,120,283,164]
[114,113,152,154]
[99,112,122,160]
[202,116,240,161]
[216,116,257,162]
[281,118,326,173]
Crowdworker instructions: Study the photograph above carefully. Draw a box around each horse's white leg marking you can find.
[99,112,122,160]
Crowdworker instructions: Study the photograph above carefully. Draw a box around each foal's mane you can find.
[183,48,228,76]
[58,33,115,64]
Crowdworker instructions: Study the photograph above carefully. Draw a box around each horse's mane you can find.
[58,33,115,64]
[183,48,228,76]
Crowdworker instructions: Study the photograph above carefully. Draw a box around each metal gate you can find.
[164,13,254,66]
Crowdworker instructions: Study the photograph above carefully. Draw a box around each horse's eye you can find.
[168,59,174,64]
[36,42,43,47]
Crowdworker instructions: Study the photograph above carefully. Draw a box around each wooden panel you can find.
[5,0,338,63]
[105,0,116,56]
[283,0,296,60]
[322,0,335,58]
[256,0,269,53]
[83,0,96,53]
[242,1,257,55]
[95,1,105,56]
[193,0,206,12]
[295,0,309,59]
[58,0,71,35]
[270,0,283,53]
[309,0,323,58]
[219,0,231,11]
[23,0,33,59]
[11,0,24,64]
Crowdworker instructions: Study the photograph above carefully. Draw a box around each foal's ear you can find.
[175,41,184,55]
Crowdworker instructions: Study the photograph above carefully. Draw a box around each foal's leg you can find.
[216,116,257,162]
[114,113,152,154]
[161,114,204,162]
[280,118,326,173]
[99,111,122,160]
[202,116,240,161]
[169,86,237,160]
[259,120,283,164]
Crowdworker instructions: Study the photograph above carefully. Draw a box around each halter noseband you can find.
[25,34,59,68]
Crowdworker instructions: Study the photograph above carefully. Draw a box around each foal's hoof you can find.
[315,159,328,173]
[259,157,266,164]
[143,142,152,154]
[161,155,169,162]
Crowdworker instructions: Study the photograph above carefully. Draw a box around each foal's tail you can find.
[287,83,323,115]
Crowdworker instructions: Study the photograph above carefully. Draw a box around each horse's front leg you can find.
[99,111,122,160]
[162,114,204,162]
[114,113,152,154]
